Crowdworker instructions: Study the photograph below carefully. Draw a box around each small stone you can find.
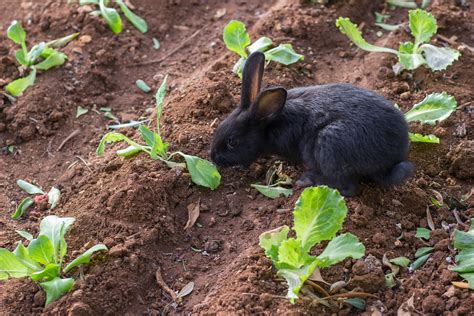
[208,217,216,227]
[33,291,45,306]
[372,232,386,245]
[443,286,456,298]
[400,91,411,100]
[422,295,445,314]
[79,35,92,44]
[109,245,127,257]
[204,240,220,253]
[68,302,93,316]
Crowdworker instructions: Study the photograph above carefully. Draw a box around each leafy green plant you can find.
[449,222,474,289]
[77,0,147,34]
[259,186,365,302]
[402,92,457,143]
[97,77,221,190]
[336,9,460,72]
[223,20,304,78]
[5,21,78,97]
[12,180,61,220]
[0,215,107,305]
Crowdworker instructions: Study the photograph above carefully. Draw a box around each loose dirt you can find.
[1,0,473,315]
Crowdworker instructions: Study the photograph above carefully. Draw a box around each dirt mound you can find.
[1,0,473,315]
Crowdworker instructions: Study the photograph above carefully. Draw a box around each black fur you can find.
[210,52,414,196]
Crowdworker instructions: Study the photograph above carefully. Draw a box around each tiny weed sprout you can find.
[259,186,365,302]
[0,215,107,305]
[97,77,221,190]
[336,9,460,73]
[77,0,148,34]
[449,222,474,289]
[402,92,457,144]
[5,20,78,97]
[12,180,61,220]
[223,20,304,78]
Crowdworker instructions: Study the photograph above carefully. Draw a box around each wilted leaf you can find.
[12,197,34,220]
[76,106,89,118]
[17,179,44,195]
[390,256,411,267]
[415,227,430,240]
[136,79,151,92]
[184,200,200,230]
[251,184,293,199]
[47,187,61,209]
[176,281,194,299]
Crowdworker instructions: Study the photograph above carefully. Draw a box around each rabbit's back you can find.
[286,83,410,176]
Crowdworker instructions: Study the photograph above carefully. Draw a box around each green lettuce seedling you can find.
[5,20,78,97]
[96,77,221,190]
[259,186,365,302]
[336,9,460,73]
[12,180,61,220]
[223,20,304,78]
[78,0,147,34]
[403,92,457,143]
[449,221,474,289]
[0,215,107,305]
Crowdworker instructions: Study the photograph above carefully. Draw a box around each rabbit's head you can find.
[211,52,287,168]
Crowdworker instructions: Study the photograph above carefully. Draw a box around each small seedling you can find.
[336,9,460,73]
[402,92,457,143]
[259,186,365,302]
[77,0,147,34]
[223,20,304,78]
[251,163,293,199]
[5,21,78,97]
[449,221,474,289]
[12,180,61,220]
[410,246,433,271]
[0,215,107,305]
[97,77,221,190]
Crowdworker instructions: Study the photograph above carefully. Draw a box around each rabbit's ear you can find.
[252,87,287,119]
[241,52,265,109]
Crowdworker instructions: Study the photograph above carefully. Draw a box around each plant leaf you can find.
[17,179,45,194]
[179,153,221,190]
[248,36,273,54]
[176,281,194,298]
[277,259,319,303]
[336,17,398,54]
[40,277,74,305]
[39,216,75,264]
[277,238,307,269]
[233,56,246,78]
[7,20,26,45]
[387,0,418,8]
[0,248,31,280]
[375,23,401,31]
[35,51,67,71]
[410,253,430,270]
[96,132,147,156]
[259,225,290,262]
[27,42,46,64]
[16,230,34,241]
[152,38,160,50]
[390,256,411,267]
[27,235,55,265]
[293,186,348,253]
[316,233,365,268]
[99,0,122,34]
[155,75,168,134]
[116,145,143,158]
[420,44,460,71]
[63,244,107,273]
[13,242,42,272]
[409,9,437,45]
[453,228,474,250]
[345,298,367,310]
[15,49,28,66]
[415,227,430,240]
[31,263,60,281]
[223,20,250,58]
[251,184,293,199]
[459,273,474,289]
[138,125,166,159]
[415,246,433,258]
[405,92,457,125]
[136,79,151,92]
[409,133,440,143]
[116,0,148,33]
[76,106,89,118]
[46,33,80,48]
[264,44,304,65]
[47,187,61,209]
[398,41,426,70]
[12,197,34,220]
[5,68,37,97]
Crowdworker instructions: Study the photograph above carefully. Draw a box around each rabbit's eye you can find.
[227,138,237,149]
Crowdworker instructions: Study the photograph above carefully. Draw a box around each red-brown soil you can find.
[1,0,473,315]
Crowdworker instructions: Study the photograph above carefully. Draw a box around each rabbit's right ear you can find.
[241,52,265,109]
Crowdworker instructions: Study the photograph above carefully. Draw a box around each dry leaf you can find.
[426,206,435,230]
[177,281,194,298]
[214,8,227,19]
[397,293,415,316]
[184,199,200,230]
[309,267,330,285]
[452,281,470,289]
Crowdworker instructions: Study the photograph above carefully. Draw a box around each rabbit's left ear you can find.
[252,87,287,119]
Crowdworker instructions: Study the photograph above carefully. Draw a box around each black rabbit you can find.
[210,52,413,196]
